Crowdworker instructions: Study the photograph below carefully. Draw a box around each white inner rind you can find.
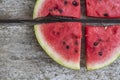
[33,0,80,69]
[87,47,120,70]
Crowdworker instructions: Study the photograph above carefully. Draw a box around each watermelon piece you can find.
[85,25,120,70]
[35,23,82,69]
[34,0,81,18]
[86,0,120,18]
[33,0,82,69]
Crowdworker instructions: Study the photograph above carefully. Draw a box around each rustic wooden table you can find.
[0,0,120,80]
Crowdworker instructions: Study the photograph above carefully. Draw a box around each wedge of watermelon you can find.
[33,0,82,69]
[85,25,120,70]
[34,0,81,18]
[86,0,120,18]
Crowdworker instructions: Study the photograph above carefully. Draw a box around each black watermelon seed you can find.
[58,9,63,13]
[66,45,70,49]
[54,5,59,10]
[103,13,109,17]
[93,42,99,46]
[98,51,103,56]
[64,0,68,5]
[72,1,79,6]
[62,41,66,45]
[75,41,78,45]
[75,49,78,53]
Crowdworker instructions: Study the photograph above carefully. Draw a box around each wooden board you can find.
[0,0,120,80]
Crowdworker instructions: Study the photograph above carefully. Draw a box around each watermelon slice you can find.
[85,25,120,70]
[86,0,120,18]
[34,0,81,18]
[33,0,82,69]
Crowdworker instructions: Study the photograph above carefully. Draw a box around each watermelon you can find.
[34,0,81,18]
[85,25,120,70]
[86,0,120,18]
[33,0,82,69]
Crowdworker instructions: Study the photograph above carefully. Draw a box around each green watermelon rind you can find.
[87,48,120,70]
[33,0,44,18]
[33,0,80,70]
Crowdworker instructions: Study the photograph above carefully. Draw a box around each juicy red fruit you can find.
[41,22,82,62]
[34,0,82,69]
[38,0,81,18]
[85,25,120,69]
[86,0,120,18]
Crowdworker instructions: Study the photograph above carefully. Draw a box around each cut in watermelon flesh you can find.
[33,0,82,69]
[86,0,120,18]
[85,26,120,70]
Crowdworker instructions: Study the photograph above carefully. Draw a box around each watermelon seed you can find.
[58,9,63,13]
[93,42,99,46]
[54,5,59,10]
[98,38,102,42]
[64,0,68,5]
[103,13,109,17]
[112,28,117,35]
[75,49,78,53]
[53,5,63,13]
[87,2,91,6]
[74,36,78,39]
[52,31,60,36]
[72,0,79,6]
[46,13,52,16]
[98,51,103,56]
[93,39,102,46]
[105,26,108,30]
[66,45,70,49]
[62,41,66,45]
[75,41,78,45]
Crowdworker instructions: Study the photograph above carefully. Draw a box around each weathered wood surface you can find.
[0,0,120,80]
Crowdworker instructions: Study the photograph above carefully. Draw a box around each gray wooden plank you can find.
[0,0,119,80]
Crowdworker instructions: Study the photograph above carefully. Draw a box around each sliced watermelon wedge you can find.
[34,0,81,18]
[85,25,120,70]
[34,23,82,69]
[33,0,82,69]
[86,0,120,18]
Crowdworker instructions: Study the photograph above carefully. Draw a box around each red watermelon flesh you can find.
[35,22,82,69]
[34,0,81,18]
[34,0,82,69]
[85,26,120,70]
[41,23,82,61]
[86,0,120,18]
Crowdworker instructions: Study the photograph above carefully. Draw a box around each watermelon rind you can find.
[87,47,120,70]
[33,0,45,18]
[33,0,80,70]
